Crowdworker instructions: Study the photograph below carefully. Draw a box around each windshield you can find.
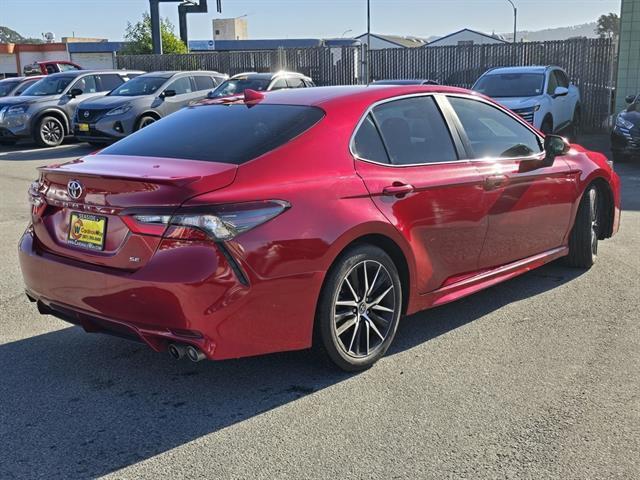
[21,76,74,96]
[209,78,271,98]
[102,104,325,164]
[0,81,20,97]
[109,76,167,96]
[473,73,545,98]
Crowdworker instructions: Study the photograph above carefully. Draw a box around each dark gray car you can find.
[0,70,142,147]
[0,76,44,98]
[74,71,227,145]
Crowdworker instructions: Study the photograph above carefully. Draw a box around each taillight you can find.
[28,180,46,217]
[128,200,289,241]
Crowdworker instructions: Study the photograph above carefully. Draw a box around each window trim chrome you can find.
[349,91,547,168]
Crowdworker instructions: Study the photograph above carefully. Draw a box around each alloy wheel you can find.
[333,260,397,358]
[42,120,63,145]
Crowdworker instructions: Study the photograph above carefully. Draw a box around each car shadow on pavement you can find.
[0,142,96,162]
[0,261,585,478]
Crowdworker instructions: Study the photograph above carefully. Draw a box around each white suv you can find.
[472,66,581,139]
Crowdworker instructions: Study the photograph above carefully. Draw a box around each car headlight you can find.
[615,115,634,130]
[106,104,133,116]
[6,105,28,115]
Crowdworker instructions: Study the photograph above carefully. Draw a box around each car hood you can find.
[620,109,640,124]
[79,95,150,109]
[493,97,541,110]
[0,95,59,108]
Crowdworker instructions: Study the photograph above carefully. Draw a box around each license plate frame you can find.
[68,212,107,251]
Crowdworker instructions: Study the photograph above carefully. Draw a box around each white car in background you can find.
[473,66,582,139]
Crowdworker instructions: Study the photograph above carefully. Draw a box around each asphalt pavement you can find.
[0,136,638,479]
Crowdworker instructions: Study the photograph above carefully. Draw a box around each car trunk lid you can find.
[33,154,237,269]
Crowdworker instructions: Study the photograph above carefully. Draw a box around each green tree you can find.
[121,13,187,55]
[595,13,620,40]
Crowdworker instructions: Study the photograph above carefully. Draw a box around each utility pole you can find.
[366,0,371,84]
[505,0,517,43]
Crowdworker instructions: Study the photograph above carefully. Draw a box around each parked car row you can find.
[0,69,319,148]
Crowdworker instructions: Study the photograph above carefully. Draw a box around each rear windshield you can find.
[473,73,545,98]
[101,104,325,164]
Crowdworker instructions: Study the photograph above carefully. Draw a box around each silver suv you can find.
[74,71,227,146]
[0,70,142,147]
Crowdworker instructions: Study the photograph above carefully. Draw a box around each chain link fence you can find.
[117,38,616,131]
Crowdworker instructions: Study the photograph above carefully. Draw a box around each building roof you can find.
[426,28,508,46]
[354,33,428,48]
[189,39,324,51]
[66,41,129,53]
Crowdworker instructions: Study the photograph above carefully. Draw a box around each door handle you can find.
[484,175,508,190]
[382,183,414,197]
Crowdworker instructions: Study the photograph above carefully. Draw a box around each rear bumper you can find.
[19,228,323,360]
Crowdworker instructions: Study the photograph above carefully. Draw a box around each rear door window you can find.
[101,104,325,164]
[270,78,288,90]
[371,96,458,165]
[193,75,215,91]
[286,77,306,88]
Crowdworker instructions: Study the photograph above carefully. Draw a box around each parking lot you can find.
[0,135,638,478]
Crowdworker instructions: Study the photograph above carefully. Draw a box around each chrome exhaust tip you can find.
[186,345,206,362]
[168,343,186,360]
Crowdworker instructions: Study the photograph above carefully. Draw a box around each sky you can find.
[1,0,622,42]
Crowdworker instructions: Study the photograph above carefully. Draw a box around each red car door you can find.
[446,95,576,268]
[353,95,488,294]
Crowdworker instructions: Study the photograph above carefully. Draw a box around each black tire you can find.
[540,116,554,135]
[565,185,599,268]
[34,115,65,147]
[136,115,157,131]
[315,244,402,372]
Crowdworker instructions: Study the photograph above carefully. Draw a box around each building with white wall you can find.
[354,33,427,49]
[213,17,248,41]
[426,28,507,47]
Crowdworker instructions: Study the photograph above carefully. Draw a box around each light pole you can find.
[505,0,517,43]
[366,0,371,84]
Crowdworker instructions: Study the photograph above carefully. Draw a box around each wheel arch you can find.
[33,108,70,135]
[135,110,161,129]
[321,231,413,316]
[589,177,615,239]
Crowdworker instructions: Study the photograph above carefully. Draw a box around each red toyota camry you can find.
[19,85,620,371]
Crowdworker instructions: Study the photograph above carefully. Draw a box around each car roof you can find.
[483,66,559,75]
[43,70,144,79]
[205,84,472,110]
[138,71,222,79]
[373,79,436,85]
[230,71,310,81]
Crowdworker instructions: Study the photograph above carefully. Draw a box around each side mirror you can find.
[625,94,637,104]
[543,134,570,166]
[68,88,83,98]
[161,89,176,99]
[553,86,569,97]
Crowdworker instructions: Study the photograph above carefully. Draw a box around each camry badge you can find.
[67,180,83,200]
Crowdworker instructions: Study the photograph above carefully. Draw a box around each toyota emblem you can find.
[83,111,90,118]
[67,180,83,200]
